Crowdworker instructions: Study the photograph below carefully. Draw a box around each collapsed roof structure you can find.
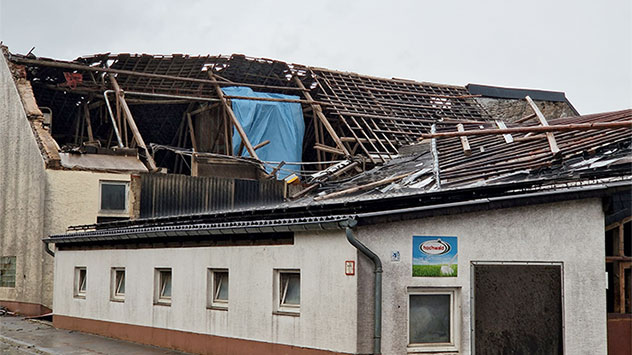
[6,49,578,181]
[5,47,627,207]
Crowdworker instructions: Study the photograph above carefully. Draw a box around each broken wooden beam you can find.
[419,121,632,139]
[108,74,158,171]
[253,140,271,150]
[525,96,560,156]
[211,73,260,161]
[456,124,471,156]
[293,76,350,156]
[11,56,307,93]
[313,172,413,201]
[495,120,513,143]
[314,143,346,156]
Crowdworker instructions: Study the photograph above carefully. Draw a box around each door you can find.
[473,263,563,355]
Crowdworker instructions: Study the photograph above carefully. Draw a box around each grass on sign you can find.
[413,264,458,277]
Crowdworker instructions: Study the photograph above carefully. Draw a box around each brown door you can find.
[473,263,563,355]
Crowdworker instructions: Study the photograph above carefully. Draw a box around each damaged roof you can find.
[5,48,573,177]
[309,109,632,202]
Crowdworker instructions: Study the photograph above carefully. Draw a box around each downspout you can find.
[345,219,382,355]
[43,240,54,257]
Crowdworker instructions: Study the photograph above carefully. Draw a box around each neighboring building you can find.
[46,110,631,354]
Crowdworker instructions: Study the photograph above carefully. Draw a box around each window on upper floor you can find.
[99,181,128,214]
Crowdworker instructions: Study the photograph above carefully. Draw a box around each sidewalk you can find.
[0,315,189,355]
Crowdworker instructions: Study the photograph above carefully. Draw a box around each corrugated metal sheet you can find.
[139,174,285,218]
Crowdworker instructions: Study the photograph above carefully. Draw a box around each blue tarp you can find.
[222,87,305,179]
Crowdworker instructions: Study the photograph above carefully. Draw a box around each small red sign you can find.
[345,260,355,275]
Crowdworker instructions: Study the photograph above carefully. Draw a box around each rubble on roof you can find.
[310,109,632,201]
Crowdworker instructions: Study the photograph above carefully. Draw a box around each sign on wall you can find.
[412,236,458,277]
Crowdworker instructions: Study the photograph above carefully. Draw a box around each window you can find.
[275,270,300,315]
[74,267,87,298]
[207,269,228,309]
[408,288,458,353]
[154,268,172,305]
[100,181,128,214]
[0,256,16,288]
[110,268,125,301]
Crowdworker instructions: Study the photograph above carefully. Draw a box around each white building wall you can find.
[355,198,607,355]
[53,230,359,353]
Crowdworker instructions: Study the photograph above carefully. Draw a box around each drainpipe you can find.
[345,219,382,355]
[43,240,54,257]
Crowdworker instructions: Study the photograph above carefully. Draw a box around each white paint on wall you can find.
[53,230,359,353]
[355,198,607,355]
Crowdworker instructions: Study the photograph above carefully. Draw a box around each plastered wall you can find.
[0,52,49,308]
[355,198,607,355]
[0,52,134,310]
[53,230,359,353]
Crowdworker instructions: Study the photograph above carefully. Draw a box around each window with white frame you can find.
[154,268,172,305]
[110,268,125,301]
[99,181,128,214]
[74,267,87,298]
[408,288,458,353]
[207,269,228,309]
[275,270,300,314]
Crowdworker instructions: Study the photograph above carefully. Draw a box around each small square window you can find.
[100,181,128,214]
[74,267,87,298]
[275,270,300,315]
[154,268,172,305]
[0,256,16,288]
[208,269,228,309]
[408,288,459,353]
[111,268,125,301]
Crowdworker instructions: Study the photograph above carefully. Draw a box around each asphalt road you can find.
[0,315,188,355]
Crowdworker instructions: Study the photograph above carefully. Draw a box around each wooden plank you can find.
[525,96,560,156]
[253,140,271,150]
[420,121,632,138]
[313,172,412,201]
[83,103,94,141]
[109,74,157,171]
[186,113,197,152]
[210,74,259,160]
[495,120,513,143]
[457,124,472,156]
[293,77,350,156]
[314,143,345,155]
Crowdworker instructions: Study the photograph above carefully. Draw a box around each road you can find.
[0,315,188,355]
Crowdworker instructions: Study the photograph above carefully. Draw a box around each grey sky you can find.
[1,0,630,114]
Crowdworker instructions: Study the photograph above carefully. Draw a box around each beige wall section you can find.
[45,170,132,235]
[53,231,359,354]
[0,52,49,308]
[355,199,607,355]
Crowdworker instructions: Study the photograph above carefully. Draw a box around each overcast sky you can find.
[1,0,630,114]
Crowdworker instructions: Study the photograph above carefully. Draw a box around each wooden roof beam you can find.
[525,96,560,156]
